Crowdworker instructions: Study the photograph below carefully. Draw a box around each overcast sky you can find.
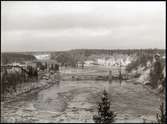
[1,1,166,52]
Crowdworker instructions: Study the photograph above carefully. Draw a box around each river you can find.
[1,78,161,123]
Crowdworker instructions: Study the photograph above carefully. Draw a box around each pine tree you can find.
[93,90,116,123]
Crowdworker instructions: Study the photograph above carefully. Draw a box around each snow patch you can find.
[34,54,50,60]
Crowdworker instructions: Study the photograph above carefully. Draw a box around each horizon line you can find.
[1,48,165,53]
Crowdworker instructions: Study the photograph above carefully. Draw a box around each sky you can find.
[1,1,166,52]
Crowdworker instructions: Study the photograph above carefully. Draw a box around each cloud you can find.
[1,1,165,51]
[2,1,165,31]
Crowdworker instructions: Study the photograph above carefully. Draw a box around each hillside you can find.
[126,54,165,85]
[1,53,36,65]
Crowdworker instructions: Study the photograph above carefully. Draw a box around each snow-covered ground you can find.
[34,54,50,60]
[87,54,136,67]
[129,59,165,85]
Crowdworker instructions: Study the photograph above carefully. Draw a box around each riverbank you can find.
[2,72,59,103]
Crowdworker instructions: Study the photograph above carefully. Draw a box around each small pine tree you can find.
[93,90,116,123]
[156,102,166,124]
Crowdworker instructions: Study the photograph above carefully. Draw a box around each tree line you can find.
[1,53,36,65]
[1,65,39,100]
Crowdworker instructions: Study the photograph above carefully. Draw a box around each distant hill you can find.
[1,49,165,65]
[3,49,164,57]
[49,48,165,57]
[1,53,36,65]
